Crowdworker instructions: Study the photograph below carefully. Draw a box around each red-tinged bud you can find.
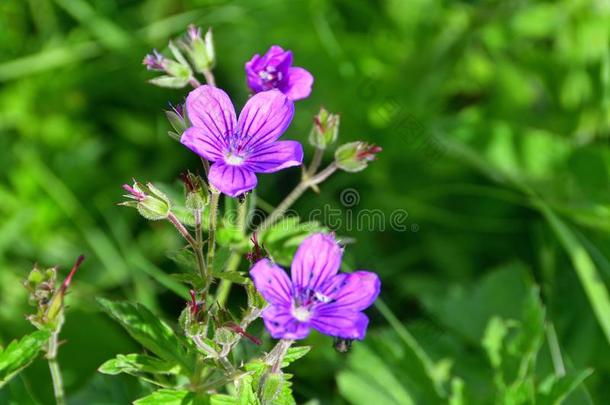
[180,172,209,210]
[246,233,266,263]
[335,142,382,173]
[44,256,85,330]
[120,180,171,221]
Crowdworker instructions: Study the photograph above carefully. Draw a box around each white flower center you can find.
[292,306,311,322]
[225,152,245,166]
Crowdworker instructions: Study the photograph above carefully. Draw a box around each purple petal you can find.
[319,271,381,312]
[244,140,303,173]
[237,90,294,148]
[281,67,314,100]
[291,233,343,292]
[262,304,310,340]
[185,85,236,148]
[310,310,369,340]
[181,127,225,161]
[208,162,257,197]
[245,55,265,93]
[250,259,293,306]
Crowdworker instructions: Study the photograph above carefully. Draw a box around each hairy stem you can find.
[256,163,338,232]
[216,197,249,305]
[206,190,221,284]
[189,77,201,88]
[268,339,294,373]
[168,212,207,282]
[47,331,65,405]
[202,69,216,87]
[306,147,324,177]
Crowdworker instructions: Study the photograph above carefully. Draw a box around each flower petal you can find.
[281,67,314,100]
[262,304,310,340]
[244,140,303,173]
[180,127,225,161]
[237,90,294,148]
[319,271,381,312]
[310,310,369,340]
[250,259,293,306]
[291,233,343,292]
[185,85,236,147]
[208,162,257,197]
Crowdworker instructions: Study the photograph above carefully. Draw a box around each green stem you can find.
[256,163,337,233]
[268,339,294,373]
[216,196,248,305]
[202,69,216,87]
[189,77,201,88]
[306,147,324,177]
[168,212,207,282]
[47,331,65,405]
[206,191,221,285]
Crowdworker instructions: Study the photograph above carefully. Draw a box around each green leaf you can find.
[337,344,416,405]
[482,316,508,369]
[0,329,50,388]
[259,218,326,265]
[537,369,593,405]
[212,270,248,285]
[536,199,610,346]
[261,373,283,403]
[210,395,237,405]
[134,388,205,404]
[98,353,178,376]
[97,298,192,372]
[238,375,259,405]
[281,346,311,366]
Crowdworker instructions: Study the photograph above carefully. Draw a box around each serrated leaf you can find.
[97,298,192,372]
[134,388,205,404]
[98,353,178,376]
[0,329,50,388]
[281,346,311,366]
[170,273,205,289]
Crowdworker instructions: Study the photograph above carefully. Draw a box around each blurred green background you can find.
[2,0,610,403]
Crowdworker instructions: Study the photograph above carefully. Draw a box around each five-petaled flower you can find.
[245,45,313,101]
[181,85,303,197]
[250,233,381,340]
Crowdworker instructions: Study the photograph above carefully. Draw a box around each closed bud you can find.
[121,180,171,220]
[179,25,216,73]
[309,108,340,150]
[180,171,209,210]
[165,102,187,141]
[334,142,382,173]
[143,43,194,89]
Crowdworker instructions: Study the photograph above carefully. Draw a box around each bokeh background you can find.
[2,0,610,403]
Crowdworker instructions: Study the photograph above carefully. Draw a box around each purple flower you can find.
[181,85,303,197]
[250,233,381,340]
[245,45,314,101]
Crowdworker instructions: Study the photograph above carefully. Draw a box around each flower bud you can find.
[309,108,340,149]
[334,142,382,173]
[165,102,187,141]
[121,180,171,221]
[179,25,216,73]
[143,43,194,89]
[25,256,85,331]
[179,171,209,211]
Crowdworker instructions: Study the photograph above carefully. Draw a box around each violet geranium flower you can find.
[250,233,381,340]
[245,45,314,101]
[181,85,303,197]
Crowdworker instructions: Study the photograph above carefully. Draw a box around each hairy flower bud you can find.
[334,142,382,173]
[180,171,209,210]
[143,42,194,88]
[179,25,215,73]
[309,108,340,149]
[121,181,171,220]
[165,102,187,141]
[25,256,85,331]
